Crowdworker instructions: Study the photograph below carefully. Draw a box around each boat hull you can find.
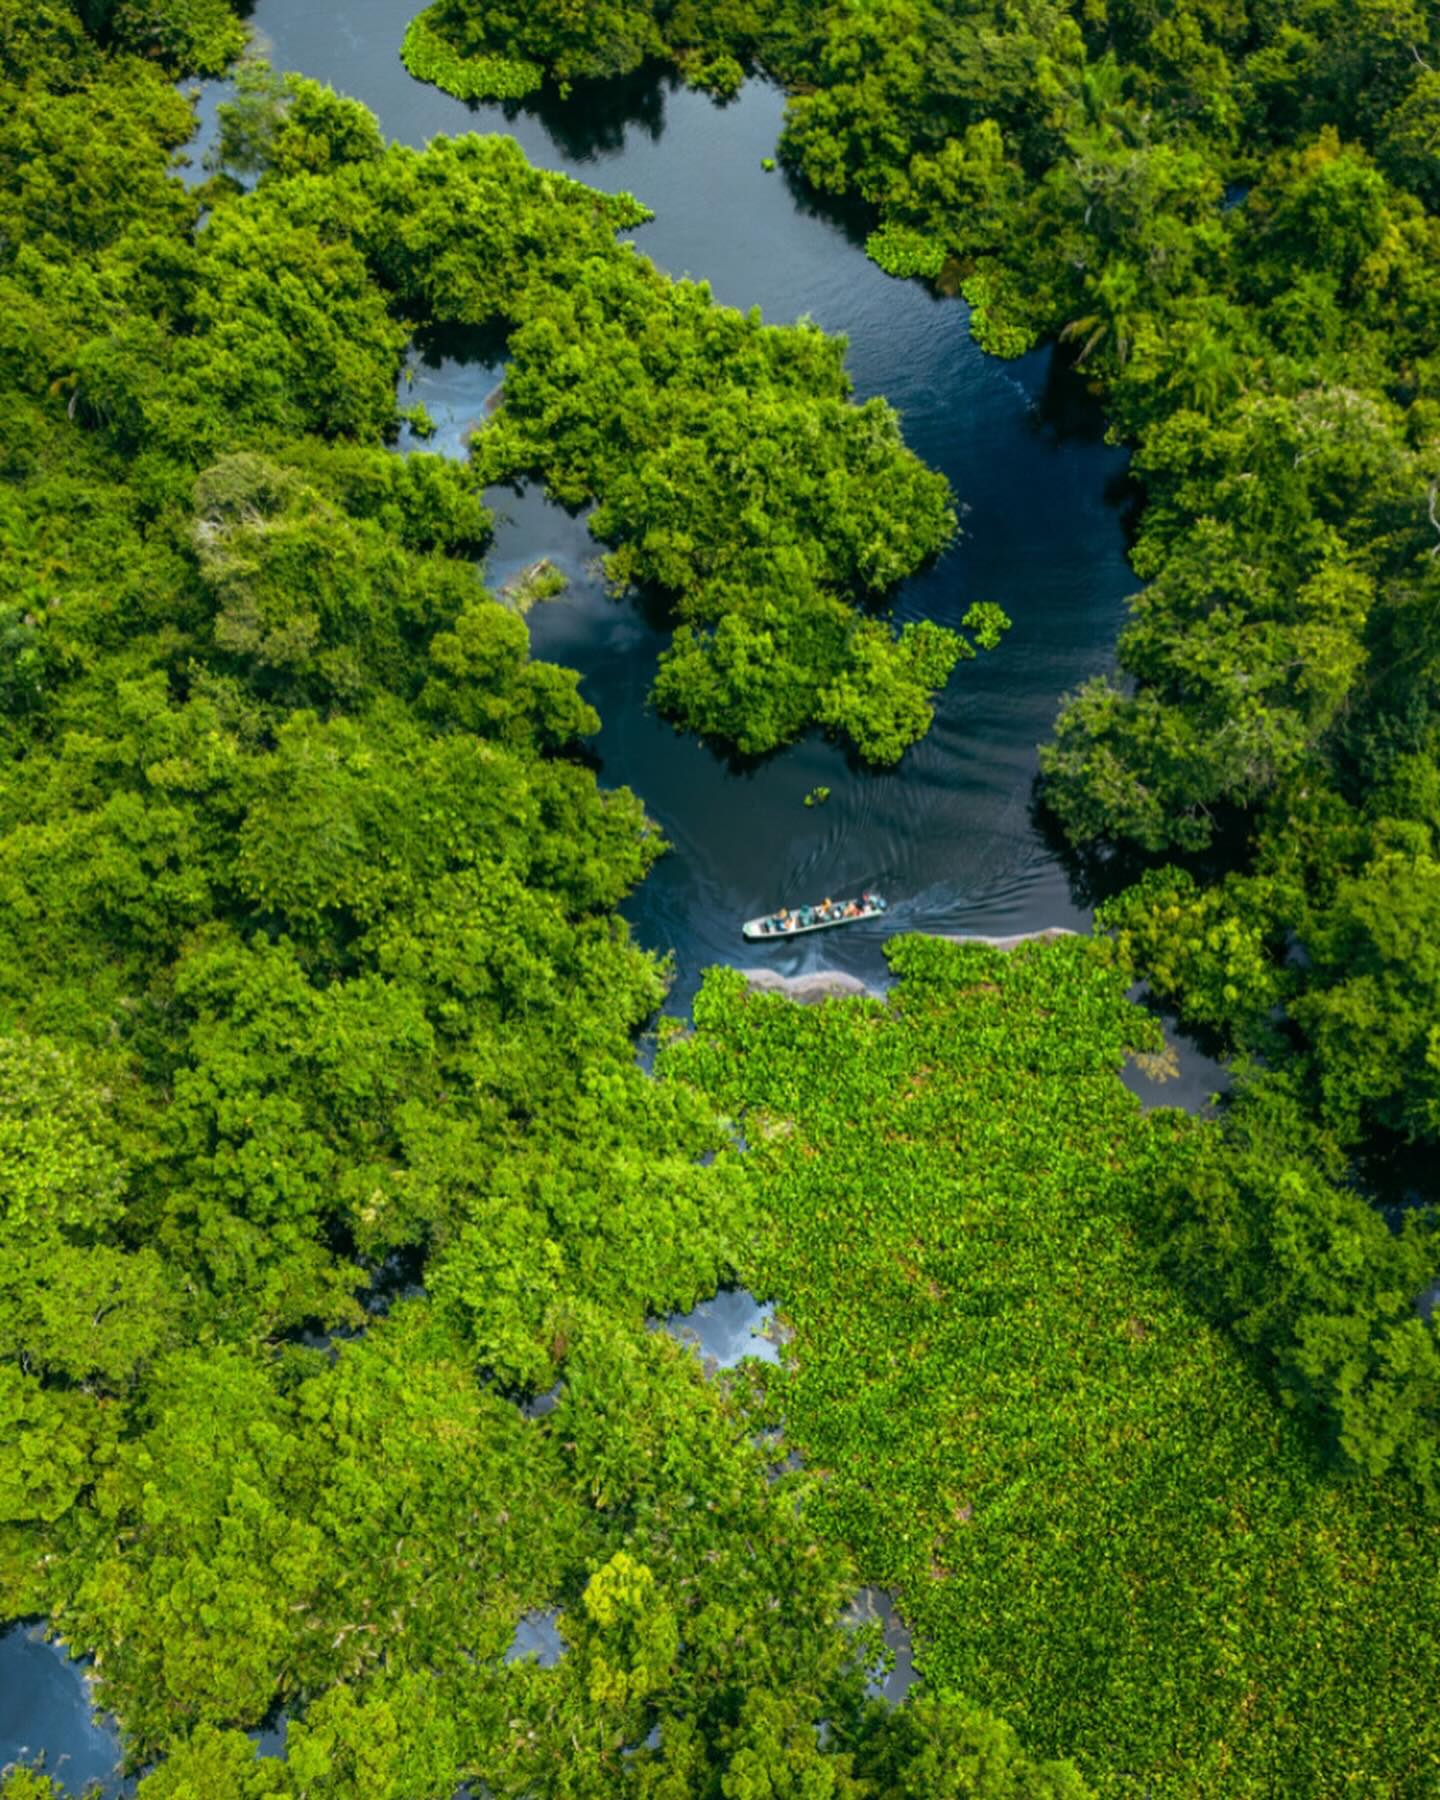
[742,900,886,941]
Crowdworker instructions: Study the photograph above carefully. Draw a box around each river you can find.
[195,0,1137,1007]
[2,7,1149,1789]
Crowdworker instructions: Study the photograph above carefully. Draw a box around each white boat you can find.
[742,892,887,941]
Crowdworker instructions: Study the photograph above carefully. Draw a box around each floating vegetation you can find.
[667,936,1440,1790]
[501,557,569,613]
[396,401,435,440]
[865,224,946,281]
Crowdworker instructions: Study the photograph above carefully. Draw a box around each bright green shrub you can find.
[865,224,946,281]
[400,11,543,101]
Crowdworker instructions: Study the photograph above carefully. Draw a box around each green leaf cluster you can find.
[5,6,1440,1797]
[400,12,543,103]
[667,938,1440,1793]
[0,21,1061,1796]
[865,225,946,282]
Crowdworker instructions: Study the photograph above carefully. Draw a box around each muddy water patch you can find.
[742,968,880,1005]
[931,926,1078,953]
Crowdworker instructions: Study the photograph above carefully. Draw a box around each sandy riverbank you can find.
[741,928,1080,1004]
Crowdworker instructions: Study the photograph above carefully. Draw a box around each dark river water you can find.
[3,7,1160,1789]
[195,0,1137,1007]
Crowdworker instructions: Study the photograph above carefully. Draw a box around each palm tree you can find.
[1169,326,1244,411]
[1062,257,1145,366]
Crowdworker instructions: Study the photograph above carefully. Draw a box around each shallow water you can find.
[520,1380,564,1420]
[0,1623,126,1797]
[201,0,1135,1008]
[663,1286,783,1371]
[1120,991,1231,1115]
[250,1711,289,1761]
[396,338,507,464]
[504,1609,565,1668]
[846,1587,917,1704]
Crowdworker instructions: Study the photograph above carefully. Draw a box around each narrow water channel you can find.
[2,11,1158,1788]
[193,0,1137,1006]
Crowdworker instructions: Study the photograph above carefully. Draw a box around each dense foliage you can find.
[669,939,1440,1792]
[400,10,543,102]
[415,0,1440,1506]
[189,54,988,766]
[0,6,1063,1795]
[74,0,245,74]
[5,0,1440,1795]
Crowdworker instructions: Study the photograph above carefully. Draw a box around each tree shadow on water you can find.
[1354,1129,1439,1219]
[775,161,889,264]
[496,64,674,161]
[622,577,682,638]
[548,738,605,775]
[1029,780,1257,916]
[1028,342,1111,443]
[409,318,511,370]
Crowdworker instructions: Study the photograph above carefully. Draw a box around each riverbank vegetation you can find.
[4,0,1440,1795]
[672,940,1440,1792]
[415,0,1440,1529]
[207,64,979,766]
[0,7,1061,1795]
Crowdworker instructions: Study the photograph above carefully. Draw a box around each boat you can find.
[742,892,887,941]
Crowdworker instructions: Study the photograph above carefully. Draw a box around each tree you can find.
[852,1692,1091,1798]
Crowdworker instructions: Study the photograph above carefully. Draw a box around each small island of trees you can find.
[2,0,1438,1795]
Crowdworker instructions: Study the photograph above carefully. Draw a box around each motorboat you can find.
[742,892,887,941]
